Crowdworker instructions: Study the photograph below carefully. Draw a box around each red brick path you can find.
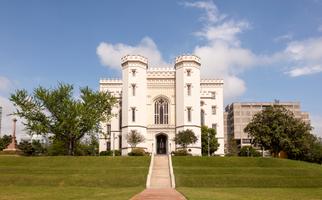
[130,188,186,200]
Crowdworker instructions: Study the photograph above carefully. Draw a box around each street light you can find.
[207,132,210,157]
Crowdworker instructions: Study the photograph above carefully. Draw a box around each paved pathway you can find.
[130,188,186,200]
[150,155,171,188]
[130,155,186,200]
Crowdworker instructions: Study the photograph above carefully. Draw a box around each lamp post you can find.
[112,132,115,157]
[207,132,210,157]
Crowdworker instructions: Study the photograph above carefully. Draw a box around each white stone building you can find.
[99,55,224,156]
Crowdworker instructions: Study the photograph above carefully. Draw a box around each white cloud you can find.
[96,37,169,69]
[274,33,293,43]
[188,1,257,100]
[182,0,226,23]
[311,115,322,138]
[286,65,322,77]
[279,37,322,76]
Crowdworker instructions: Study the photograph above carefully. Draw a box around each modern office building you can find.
[224,101,310,148]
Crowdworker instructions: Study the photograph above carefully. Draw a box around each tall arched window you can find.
[201,109,205,126]
[154,98,169,124]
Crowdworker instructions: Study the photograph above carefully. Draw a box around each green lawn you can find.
[173,157,322,200]
[0,156,150,200]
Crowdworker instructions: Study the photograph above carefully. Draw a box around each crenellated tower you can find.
[175,55,202,155]
[121,55,148,155]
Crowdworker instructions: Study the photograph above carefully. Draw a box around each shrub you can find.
[172,149,192,156]
[128,148,145,156]
[239,146,261,157]
[99,150,121,156]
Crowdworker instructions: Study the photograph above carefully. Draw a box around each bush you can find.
[172,149,192,156]
[99,150,121,156]
[239,146,261,157]
[128,148,145,156]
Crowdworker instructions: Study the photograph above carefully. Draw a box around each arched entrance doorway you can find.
[156,134,167,154]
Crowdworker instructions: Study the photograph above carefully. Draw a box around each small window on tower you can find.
[212,106,217,115]
[131,107,136,122]
[187,84,191,96]
[187,69,191,76]
[131,69,136,76]
[132,84,136,96]
[187,107,192,122]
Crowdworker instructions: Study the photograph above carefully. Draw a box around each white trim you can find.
[168,154,176,188]
[146,153,154,188]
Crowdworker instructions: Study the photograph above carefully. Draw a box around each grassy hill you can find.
[173,157,322,200]
[0,156,150,200]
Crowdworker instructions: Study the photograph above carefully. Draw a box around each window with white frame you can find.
[154,98,169,124]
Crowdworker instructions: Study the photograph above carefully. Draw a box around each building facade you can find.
[224,101,310,149]
[99,55,224,156]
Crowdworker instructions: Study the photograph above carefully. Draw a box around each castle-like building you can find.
[99,55,224,156]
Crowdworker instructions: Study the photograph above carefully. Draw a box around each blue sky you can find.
[0,0,322,138]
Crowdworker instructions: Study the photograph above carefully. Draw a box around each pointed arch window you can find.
[154,98,169,124]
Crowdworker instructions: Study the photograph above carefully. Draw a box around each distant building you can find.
[224,101,310,149]
[99,55,225,156]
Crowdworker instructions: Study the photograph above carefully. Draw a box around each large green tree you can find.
[10,83,116,155]
[201,126,219,156]
[174,129,198,150]
[244,105,312,158]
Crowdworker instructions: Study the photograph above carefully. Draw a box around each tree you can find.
[174,129,198,150]
[244,105,312,157]
[0,135,12,151]
[126,130,145,148]
[226,136,239,156]
[201,126,219,156]
[10,83,116,155]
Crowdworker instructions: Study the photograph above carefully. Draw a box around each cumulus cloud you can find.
[182,0,226,23]
[286,65,322,77]
[279,37,322,77]
[97,37,169,69]
[187,1,258,100]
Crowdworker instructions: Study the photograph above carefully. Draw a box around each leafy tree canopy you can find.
[126,130,145,148]
[10,83,117,155]
[201,126,219,156]
[244,105,312,158]
[174,129,198,150]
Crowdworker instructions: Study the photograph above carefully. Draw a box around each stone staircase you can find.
[150,155,171,188]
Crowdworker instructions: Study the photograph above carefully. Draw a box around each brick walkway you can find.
[130,188,186,200]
